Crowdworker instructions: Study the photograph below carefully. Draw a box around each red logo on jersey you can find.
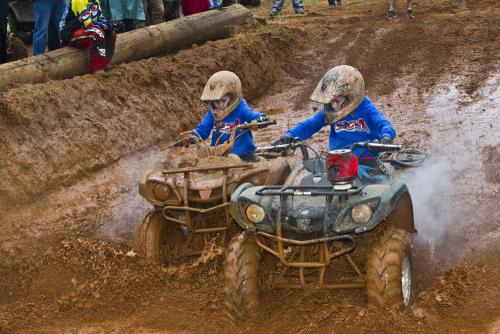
[216,119,241,134]
[335,119,370,133]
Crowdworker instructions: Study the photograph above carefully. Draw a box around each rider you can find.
[273,65,395,183]
[187,70,269,162]
[60,0,116,73]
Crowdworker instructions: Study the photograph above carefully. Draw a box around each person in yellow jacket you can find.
[60,0,116,72]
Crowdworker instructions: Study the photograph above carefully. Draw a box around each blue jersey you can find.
[286,97,395,158]
[193,99,265,158]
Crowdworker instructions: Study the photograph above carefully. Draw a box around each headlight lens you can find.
[351,204,372,224]
[245,203,266,223]
[152,183,170,201]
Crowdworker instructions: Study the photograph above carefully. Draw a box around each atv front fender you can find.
[354,182,415,234]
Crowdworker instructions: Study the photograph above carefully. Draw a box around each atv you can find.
[224,141,426,321]
[134,119,291,264]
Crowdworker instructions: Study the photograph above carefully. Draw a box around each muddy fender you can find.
[355,182,415,234]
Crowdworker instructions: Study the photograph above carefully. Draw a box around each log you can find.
[0,4,251,91]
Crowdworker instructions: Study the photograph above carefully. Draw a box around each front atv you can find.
[224,142,422,321]
[134,120,291,264]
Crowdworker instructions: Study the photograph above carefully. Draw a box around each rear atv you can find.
[134,120,291,264]
[224,141,425,321]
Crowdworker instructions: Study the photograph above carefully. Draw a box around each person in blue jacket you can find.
[183,71,269,162]
[273,65,395,182]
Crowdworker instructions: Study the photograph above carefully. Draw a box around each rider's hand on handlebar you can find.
[380,136,393,145]
[270,137,300,152]
[256,116,270,123]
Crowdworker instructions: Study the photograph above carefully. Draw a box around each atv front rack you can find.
[254,184,365,288]
[161,163,252,235]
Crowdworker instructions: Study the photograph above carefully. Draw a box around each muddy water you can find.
[398,73,500,261]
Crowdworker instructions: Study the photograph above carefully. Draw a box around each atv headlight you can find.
[351,204,372,224]
[149,182,170,201]
[245,203,266,224]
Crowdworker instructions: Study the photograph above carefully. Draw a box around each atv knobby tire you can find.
[134,211,167,263]
[224,231,261,322]
[366,227,415,309]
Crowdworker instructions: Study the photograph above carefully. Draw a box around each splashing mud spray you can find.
[397,74,500,262]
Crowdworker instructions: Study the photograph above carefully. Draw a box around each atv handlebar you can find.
[172,119,277,148]
[349,142,401,151]
[257,141,401,154]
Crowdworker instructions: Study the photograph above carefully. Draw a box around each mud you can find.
[1,0,499,333]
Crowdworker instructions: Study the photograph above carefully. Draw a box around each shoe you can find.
[328,4,335,9]
[295,8,304,14]
[336,0,342,5]
[384,10,397,20]
[269,9,278,17]
[406,9,415,19]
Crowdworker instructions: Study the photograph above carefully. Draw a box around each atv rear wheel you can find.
[134,211,186,263]
[366,227,415,309]
[224,231,262,322]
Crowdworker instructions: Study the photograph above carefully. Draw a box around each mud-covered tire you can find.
[134,211,167,263]
[366,227,415,309]
[224,231,261,322]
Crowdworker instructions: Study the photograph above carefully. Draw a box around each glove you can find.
[93,19,109,31]
[256,116,270,123]
[270,137,300,152]
[380,136,393,145]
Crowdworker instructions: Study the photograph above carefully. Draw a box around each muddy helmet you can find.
[201,71,243,121]
[310,65,365,124]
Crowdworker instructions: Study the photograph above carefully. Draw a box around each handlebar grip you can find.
[257,119,277,129]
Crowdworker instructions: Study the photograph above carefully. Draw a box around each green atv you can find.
[224,141,425,321]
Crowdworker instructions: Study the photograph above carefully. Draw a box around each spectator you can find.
[60,0,116,73]
[328,0,341,9]
[143,0,165,25]
[180,0,210,16]
[385,0,414,20]
[269,0,304,17]
[105,0,146,32]
[0,0,7,64]
[32,0,67,56]
[209,0,222,10]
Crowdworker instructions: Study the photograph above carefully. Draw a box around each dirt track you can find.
[0,0,499,333]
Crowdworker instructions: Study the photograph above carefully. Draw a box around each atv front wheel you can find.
[224,231,262,321]
[366,227,415,309]
[134,211,187,263]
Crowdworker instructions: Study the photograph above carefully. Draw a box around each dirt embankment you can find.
[0,27,305,211]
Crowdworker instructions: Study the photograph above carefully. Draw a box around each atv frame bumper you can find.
[253,185,366,288]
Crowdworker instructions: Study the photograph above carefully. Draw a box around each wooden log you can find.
[0,5,251,91]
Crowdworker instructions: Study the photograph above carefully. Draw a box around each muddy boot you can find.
[406,9,415,19]
[384,10,397,20]
[269,8,279,16]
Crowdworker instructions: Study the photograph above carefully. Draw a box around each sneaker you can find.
[295,8,304,14]
[328,4,335,9]
[269,8,278,17]
[384,10,397,20]
[406,9,415,19]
